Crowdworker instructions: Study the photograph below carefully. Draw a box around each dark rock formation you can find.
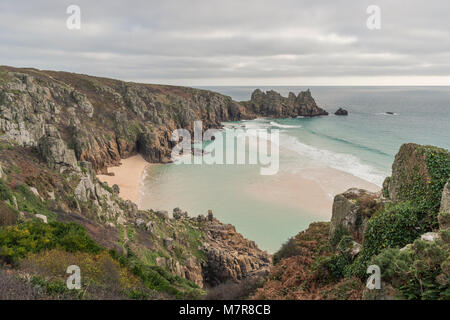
[243,89,328,118]
[334,108,348,116]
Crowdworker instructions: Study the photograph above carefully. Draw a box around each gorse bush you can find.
[0,221,102,264]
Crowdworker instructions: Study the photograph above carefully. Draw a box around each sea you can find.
[139,86,450,252]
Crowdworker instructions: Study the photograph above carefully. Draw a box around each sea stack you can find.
[335,108,348,116]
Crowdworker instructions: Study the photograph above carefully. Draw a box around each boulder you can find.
[421,232,441,242]
[29,187,41,200]
[135,218,146,229]
[163,237,174,249]
[334,108,348,116]
[207,210,214,221]
[156,210,169,220]
[146,221,155,232]
[173,207,188,220]
[35,214,47,224]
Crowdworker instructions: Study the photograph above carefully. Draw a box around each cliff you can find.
[0,66,327,174]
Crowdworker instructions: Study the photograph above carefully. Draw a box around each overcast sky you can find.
[1,0,449,85]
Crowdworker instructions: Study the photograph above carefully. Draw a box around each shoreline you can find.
[97,154,150,206]
[245,167,381,219]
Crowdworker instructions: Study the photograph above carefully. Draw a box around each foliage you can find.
[399,146,449,229]
[346,202,425,279]
[205,276,265,300]
[109,249,204,299]
[363,202,425,258]
[0,221,102,264]
[273,237,299,265]
[370,237,449,300]
[21,249,143,298]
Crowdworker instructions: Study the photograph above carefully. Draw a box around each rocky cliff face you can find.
[0,67,328,175]
[243,88,328,118]
[0,66,250,173]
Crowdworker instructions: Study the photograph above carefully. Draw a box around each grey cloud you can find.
[0,0,449,84]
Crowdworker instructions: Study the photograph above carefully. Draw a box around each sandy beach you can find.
[97,154,150,205]
[245,167,381,219]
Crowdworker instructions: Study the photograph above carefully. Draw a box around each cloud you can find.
[0,0,449,85]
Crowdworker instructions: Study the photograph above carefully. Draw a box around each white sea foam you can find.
[269,121,302,129]
[375,112,399,116]
[279,134,387,186]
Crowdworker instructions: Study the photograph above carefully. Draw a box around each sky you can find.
[1,0,450,86]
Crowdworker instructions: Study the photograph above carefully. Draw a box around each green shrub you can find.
[0,180,14,204]
[273,237,299,265]
[363,202,424,258]
[346,202,425,279]
[0,221,102,264]
[370,238,449,300]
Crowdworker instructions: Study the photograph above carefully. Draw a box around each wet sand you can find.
[245,167,380,219]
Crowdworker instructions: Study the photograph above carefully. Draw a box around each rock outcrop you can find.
[329,188,383,244]
[382,143,449,204]
[243,89,328,118]
[334,108,348,116]
[202,219,271,286]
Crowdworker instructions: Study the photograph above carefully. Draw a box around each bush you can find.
[370,238,449,300]
[0,268,49,299]
[0,221,102,264]
[346,202,425,279]
[314,252,353,283]
[0,202,17,227]
[21,249,143,299]
[363,202,424,258]
[273,237,299,264]
[204,276,265,300]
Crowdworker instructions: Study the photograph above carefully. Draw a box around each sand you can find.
[97,154,150,205]
[97,154,381,221]
[245,167,381,220]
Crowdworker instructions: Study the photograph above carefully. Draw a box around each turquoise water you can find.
[140,87,450,252]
